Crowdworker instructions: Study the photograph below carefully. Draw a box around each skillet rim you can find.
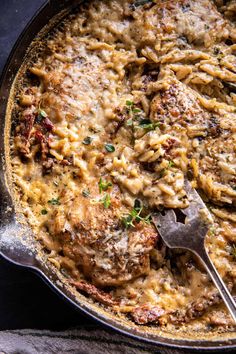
[0,0,236,351]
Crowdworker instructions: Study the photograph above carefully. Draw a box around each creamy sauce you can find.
[11,0,236,331]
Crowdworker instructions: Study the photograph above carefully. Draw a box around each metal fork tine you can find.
[152,180,236,323]
[154,209,176,225]
[152,181,212,248]
[184,181,206,210]
[152,209,178,240]
[180,181,213,222]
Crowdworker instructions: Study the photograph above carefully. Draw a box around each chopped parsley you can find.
[82,189,90,198]
[48,197,60,205]
[98,178,113,193]
[41,209,48,215]
[82,136,92,145]
[102,193,111,209]
[105,143,115,153]
[122,199,151,229]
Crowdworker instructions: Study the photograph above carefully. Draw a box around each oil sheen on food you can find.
[11,0,236,331]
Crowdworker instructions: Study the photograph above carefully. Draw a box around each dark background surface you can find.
[0,0,93,331]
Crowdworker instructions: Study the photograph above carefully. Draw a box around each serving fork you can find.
[152,181,236,323]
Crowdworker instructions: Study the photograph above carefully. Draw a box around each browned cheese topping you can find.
[11,0,236,332]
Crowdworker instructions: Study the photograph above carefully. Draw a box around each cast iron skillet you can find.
[0,0,236,351]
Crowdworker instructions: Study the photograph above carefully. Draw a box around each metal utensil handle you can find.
[197,247,236,323]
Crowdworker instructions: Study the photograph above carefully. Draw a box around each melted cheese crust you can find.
[11,0,236,331]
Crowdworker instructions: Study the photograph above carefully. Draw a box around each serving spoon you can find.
[152,181,236,323]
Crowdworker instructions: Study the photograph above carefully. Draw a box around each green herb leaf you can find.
[122,199,151,229]
[133,108,142,113]
[102,193,111,209]
[82,189,90,198]
[159,169,166,178]
[126,118,133,127]
[136,119,160,131]
[168,161,175,168]
[38,109,47,118]
[41,209,48,215]
[133,0,153,7]
[82,136,92,145]
[139,119,152,126]
[126,100,134,107]
[134,198,142,211]
[105,143,115,153]
[125,100,146,130]
[98,178,113,193]
[144,214,151,223]
[122,214,135,228]
[48,198,60,205]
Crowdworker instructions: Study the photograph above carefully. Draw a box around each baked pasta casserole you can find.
[11,0,236,331]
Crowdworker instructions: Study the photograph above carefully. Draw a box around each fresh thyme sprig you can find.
[91,193,111,209]
[98,178,113,193]
[102,193,111,209]
[122,199,151,229]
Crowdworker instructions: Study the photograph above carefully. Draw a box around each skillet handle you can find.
[197,247,236,323]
